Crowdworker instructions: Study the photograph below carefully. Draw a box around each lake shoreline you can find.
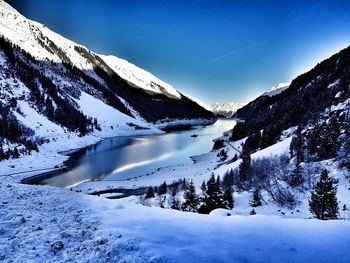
[14,118,217,186]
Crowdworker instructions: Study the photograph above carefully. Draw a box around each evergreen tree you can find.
[199,180,208,210]
[45,97,54,117]
[239,143,251,183]
[145,186,155,199]
[290,126,304,162]
[212,139,224,150]
[181,178,188,191]
[223,188,234,209]
[171,181,180,197]
[181,179,200,212]
[250,189,262,207]
[244,132,261,152]
[157,181,167,195]
[200,180,207,193]
[309,169,339,220]
[289,161,304,187]
[198,174,226,214]
[218,149,228,161]
[0,145,5,161]
[170,197,181,210]
[12,147,20,159]
[222,169,234,191]
[337,135,350,169]
[317,115,340,159]
[342,204,348,220]
[259,125,279,149]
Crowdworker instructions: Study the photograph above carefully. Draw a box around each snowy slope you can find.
[100,55,182,99]
[0,182,155,263]
[0,1,97,79]
[262,82,290,97]
[0,1,182,99]
[210,102,246,117]
[2,181,350,263]
[100,196,350,263]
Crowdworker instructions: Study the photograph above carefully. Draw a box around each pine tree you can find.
[309,169,339,220]
[171,181,180,197]
[239,144,251,183]
[342,204,348,220]
[218,149,228,161]
[198,174,226,214]
[199,180,208,212]
[259,125,279,149]
[181,179,200,212]
[200,180,207,193]
[250,189,262,207]
[222,169,234,191]
[145,186,155,199]
[317,115,340,159]
[0,145,5,161]
[289,161,304,187]
[12,147,20,159]
[171,197,181,210]
[157,181,167,195]
[181,178,188,191]
[223,188,234,209]
[290,126,304,162]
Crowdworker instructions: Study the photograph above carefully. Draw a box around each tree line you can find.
[143,174,234,214]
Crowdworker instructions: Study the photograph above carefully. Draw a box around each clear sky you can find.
[7,0,350,104]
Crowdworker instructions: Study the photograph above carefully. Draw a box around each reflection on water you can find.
[34,119,236,188]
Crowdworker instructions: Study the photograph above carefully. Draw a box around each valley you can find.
[1,1,350,262]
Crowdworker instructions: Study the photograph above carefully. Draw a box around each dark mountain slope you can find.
[232,45,350,145]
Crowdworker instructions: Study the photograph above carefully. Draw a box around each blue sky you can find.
[8,0,350,104]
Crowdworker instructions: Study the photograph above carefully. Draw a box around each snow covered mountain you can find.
[99,54,181,99]
[0,1,182,100]
[231,44,350,165]
[210,102,246,117]
[210,83,289,118]
[209,82,290,118]
[262,82,290,97]
[232,82,291,120]
[0,1,213,160]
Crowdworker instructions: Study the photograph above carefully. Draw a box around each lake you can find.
[28,119,236,188]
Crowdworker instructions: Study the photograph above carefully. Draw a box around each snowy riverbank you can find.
[0,114,215,183]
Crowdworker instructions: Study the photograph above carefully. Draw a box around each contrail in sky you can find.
[207,40,269,64]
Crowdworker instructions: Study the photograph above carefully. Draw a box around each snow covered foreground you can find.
[1,182,350,263]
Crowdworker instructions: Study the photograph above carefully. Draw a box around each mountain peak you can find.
[210,102,246,117]
[262,82,290,97]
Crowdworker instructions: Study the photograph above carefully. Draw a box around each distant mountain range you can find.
[210,102,246,117]
[211,83,290,117]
